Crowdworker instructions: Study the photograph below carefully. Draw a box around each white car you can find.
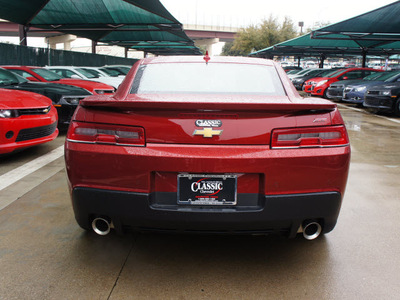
[79,67,125,83]
[45,66,123,89]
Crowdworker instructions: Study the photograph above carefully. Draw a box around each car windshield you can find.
[363,72,385,81]
[116,67,130,74]
[327,69,346,78]
[33,68,63,81]
[82,68,103,77]
[100,67,123,77]
[76,68,98,78]
[382,70,400,82]
[318,69,339,77]
[294,69,314,76]
[0,68,27,85]
[131,63,286,95]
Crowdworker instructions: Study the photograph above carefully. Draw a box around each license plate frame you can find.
[177,174,237,205]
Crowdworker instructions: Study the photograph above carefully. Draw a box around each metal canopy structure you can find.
[311,1,400,44]
[0,0,201,55]
[250,34,400,58]
[251,1,400,66]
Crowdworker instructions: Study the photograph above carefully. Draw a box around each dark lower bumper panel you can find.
[71,187,342,237]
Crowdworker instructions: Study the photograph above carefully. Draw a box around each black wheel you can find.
[394,98,400,117]
[322,88,328,99]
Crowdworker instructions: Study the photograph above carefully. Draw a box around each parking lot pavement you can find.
[0,106,400,299]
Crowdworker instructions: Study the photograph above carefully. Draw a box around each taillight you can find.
[271,125,349,149]
[67,121,145,146]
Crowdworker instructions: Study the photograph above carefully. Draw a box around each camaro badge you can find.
[193,127,223,138]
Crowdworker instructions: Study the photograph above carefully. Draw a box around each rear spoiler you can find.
[80,95,337,112]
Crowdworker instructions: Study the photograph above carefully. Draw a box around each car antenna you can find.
[203,51,210,65]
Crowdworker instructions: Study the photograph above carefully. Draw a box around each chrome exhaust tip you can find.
[302,221,322,240]
[92,217,111,236]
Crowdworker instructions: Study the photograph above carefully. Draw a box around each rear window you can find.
[130,63,286,95]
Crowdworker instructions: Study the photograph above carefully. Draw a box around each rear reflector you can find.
[67,121,145,146]
[271,125,349,149]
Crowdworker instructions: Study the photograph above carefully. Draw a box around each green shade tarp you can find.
[0,0,201,55]
[311,0,400,46]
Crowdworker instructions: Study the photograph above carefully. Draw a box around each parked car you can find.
[65,56,350,240]
[303,69,342,93]
[343,70,400,105]
[2,66,115,95]
[364,82,400,116]
[0,88,58,154]
[0,68,91,126]
[307,68,382,98]
[291,69,334,90]
[326,71,389,102]
[45,66,122,89]
[78,67,124,86]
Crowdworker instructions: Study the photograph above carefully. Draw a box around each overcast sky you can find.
[161,0,396,30]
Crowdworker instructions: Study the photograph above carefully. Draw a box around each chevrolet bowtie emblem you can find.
[193,127,223,138]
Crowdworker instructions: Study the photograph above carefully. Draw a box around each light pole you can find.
[298,21,304,34]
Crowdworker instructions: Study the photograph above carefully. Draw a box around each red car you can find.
[2,66,115,95]
[65,56,351,240]
[306,68,382,97]
[0,88,58,154]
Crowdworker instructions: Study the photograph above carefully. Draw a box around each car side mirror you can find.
[26,76,39,82]
[342,76,348,80]
[71,74,81,79]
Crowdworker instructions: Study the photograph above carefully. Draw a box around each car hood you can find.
[3,81,91,96]
[347,80,385,89]
[0,88,52,109]
[367,82,400,91]
[88,77,123,89]
[55,78,114,91]
[311,77,331,83]
[330,79,367,87]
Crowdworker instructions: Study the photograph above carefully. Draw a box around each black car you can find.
[326,71,387,101]
[364,82,400,116]
[0,68,91,126]
[291,69,335,90]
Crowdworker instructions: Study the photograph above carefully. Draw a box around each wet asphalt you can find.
[0,104,399,299]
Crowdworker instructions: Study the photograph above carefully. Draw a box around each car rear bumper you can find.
[72,187,342,237]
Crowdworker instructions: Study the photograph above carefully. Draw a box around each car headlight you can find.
[355,86,366,92]
[0,109,13,118]
[316,80,328,87]
[381,90,391,96]
[61,96,83,105]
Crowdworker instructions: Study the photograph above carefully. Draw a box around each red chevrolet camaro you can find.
[2,66,115,95]
[0,88,58,154]
[65,56,351,240]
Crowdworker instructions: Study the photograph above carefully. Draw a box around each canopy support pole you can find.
[297,56,301,67]
[92,41,97,54]
[19,25,27,46]
[125,47,128,58]
[362,50,367,67]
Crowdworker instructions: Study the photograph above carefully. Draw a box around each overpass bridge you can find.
[183,24,238,55]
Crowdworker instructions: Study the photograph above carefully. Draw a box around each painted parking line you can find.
[337,103,400,124]
[0,145,64,192]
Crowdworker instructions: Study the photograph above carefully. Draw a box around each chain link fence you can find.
[0,43,137,66]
